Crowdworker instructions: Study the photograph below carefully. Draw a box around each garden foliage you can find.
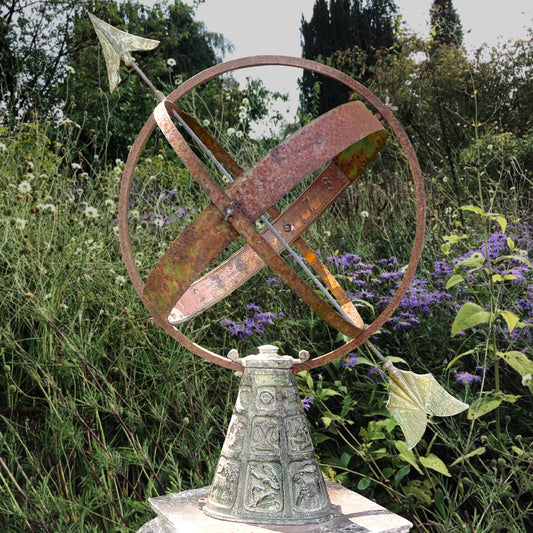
[0,4,532,533]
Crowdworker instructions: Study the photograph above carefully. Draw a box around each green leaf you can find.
[441,242,451,255]
[456,252,485,269]
[357,476,372,490]
[420,453,451,477]
[321,416,333,429]
[446,274,465,289]
[467,394,502,420]
[488,214,507,233]
[446,348,478,369]
[451,302,492,336]
[403,480,433,506]
[385,355,409,365]
[434,488,446,517]
[449,446,486,467]
[494,254,532,269]
[499,311,520,334]
[395,441,423,474]
[393,464,410,488]
[339,452,352,469]
[500,393,520,403]
[461,205,485,216]
[497,351,533,377]
[506,237,515,250]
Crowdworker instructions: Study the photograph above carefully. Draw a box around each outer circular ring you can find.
[118,55,426,373]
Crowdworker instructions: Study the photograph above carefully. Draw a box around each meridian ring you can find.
[118,56,426,372]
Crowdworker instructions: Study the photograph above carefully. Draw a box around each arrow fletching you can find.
[89,13,160,92]
[383,361,468,449]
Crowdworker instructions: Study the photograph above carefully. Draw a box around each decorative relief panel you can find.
[289,460,327,512]
[256,387,277,411]
[222,414,246,457]
[235,386,251,412]
[286,415,314,453]
[251,416,280,454]
[209,457,241,509]
[245,461,282,512]
[278,385,299,409]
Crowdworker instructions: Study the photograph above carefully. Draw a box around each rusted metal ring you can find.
[118,55,426,372]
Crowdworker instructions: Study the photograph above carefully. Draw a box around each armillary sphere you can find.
[118,56,426,373]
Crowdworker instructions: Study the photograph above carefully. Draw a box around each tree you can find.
[430,0,463,48]
[0,0,84,125]
[58,0,226,161]
[299,0,397,117]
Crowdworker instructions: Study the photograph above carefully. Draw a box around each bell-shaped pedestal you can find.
[202,345,340,525]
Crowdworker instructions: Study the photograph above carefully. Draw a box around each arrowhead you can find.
[89,13,159,92]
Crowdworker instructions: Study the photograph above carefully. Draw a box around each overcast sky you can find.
[154,0,532,129]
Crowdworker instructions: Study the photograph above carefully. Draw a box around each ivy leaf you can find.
[419,453,451,477]
[451,302,492,336]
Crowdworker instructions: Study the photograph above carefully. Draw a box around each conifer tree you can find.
[430,0,463,47]
[300,0,397,117]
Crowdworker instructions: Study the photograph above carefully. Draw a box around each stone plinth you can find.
[137,480,412,533]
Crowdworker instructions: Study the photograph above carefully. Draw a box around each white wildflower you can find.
[167,58,176,67]
[18,181,32,194]
[0,142,6,151]
[360,210,369,218]
[115,275,127,285]
[65,65,75,74]
[129,209,140,220]
[226,127,235,136]
[203,119,210,127]
[105,199,116,210]
[241,98,250,107]
[15,218,27,230]
[236,131,244,139]
[71,162,82,170]
[27,161,34,170]
[38,203,57,213]
[84,206,99,219]
[26,172,35,181]
[113,225,119,235]
[153,217,164,228]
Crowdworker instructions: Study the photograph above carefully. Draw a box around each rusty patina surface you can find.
[118,56,426,371]
[144,100,385,340]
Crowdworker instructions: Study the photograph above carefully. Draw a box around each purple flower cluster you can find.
[455,371,482,386]
[301,396,314,411]
[220,304,284,339]
[340,352,359,368]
